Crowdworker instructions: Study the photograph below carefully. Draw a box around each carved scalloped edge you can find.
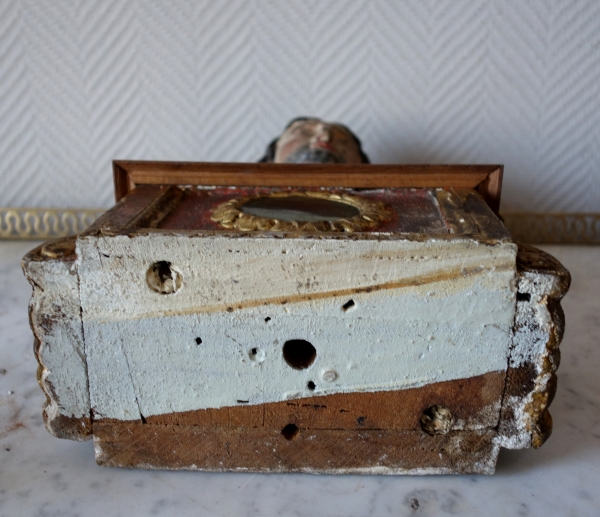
[498,244,571,449]
[22,237,92,441]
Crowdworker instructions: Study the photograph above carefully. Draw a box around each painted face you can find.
[274,118,365,164]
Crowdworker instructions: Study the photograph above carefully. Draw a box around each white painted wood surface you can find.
[76,234,517,421]
[23,256,90,429]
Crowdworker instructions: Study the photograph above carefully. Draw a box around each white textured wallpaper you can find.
[0,0,598,212]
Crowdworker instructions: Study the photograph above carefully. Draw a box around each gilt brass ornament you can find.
[211,190,390,232]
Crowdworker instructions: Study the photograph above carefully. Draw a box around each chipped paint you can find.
[498,244,570,449]
[22,239,92,439]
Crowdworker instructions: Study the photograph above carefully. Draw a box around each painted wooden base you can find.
[95,424,499,475]
[92,372,504,474]
[22,166,571,474]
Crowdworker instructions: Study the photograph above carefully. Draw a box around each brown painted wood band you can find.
[94,424,498,474]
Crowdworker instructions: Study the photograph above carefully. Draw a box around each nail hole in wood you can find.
[517,292,531,302]
[265,317,271,322]
[195,337,202,345]
[342,299,356,312]
[249,347,265,363]
[281,423,299,440]
[283,340,316,370]
[307,381,316,391]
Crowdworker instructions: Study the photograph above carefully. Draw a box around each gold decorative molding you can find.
[210,191,391,232]
[503,213,600,244]
[0,208,104,240]
[1,207,599,243]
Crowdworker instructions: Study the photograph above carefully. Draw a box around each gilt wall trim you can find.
[1,207,599,244]
[0,208,105,240]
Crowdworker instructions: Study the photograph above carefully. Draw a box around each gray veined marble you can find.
[1,241,599,517]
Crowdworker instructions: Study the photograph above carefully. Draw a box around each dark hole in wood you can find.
[281,423,300,440]
[195,337,202,345]
[283,339,317,370]
[251,347,258,355]
[517,292,531,302]
[265,317,271,322]
[240,195,360,222]
[155,261,172,282]
[420,405,454,436]
[237,400,249,404]
[342,299,356,311]
[147,260,182,294]
[307,381,316,391]
[357,416,366,426]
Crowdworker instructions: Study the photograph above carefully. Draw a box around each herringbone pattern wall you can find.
[1,1,598,212]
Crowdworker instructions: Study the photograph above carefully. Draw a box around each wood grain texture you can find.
[94,423,499,475]
[112,161,503,212]
[84,185,172,235]
[112,161,131,204]
[475,166,503,215]
[122,185,185,230]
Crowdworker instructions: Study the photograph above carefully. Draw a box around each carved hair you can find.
[258,117,370,163]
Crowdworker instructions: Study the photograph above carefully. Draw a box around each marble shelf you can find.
[1,241,598,517]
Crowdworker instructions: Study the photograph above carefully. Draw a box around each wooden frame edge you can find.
[113,161,503,214]
[475,166,503,215]
[113,161,133,203]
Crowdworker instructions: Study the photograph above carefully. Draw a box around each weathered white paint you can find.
[508,267,565,369]
[77,234,517,421]
[23,257,90,427]
[76,234,516,320]
[499,259,567,449]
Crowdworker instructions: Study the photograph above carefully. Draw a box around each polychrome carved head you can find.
[259,117,370,164]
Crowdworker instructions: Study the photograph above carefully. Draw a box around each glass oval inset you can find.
[240,195,360,222]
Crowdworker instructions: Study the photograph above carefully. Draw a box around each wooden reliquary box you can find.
[22,162,570,475]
